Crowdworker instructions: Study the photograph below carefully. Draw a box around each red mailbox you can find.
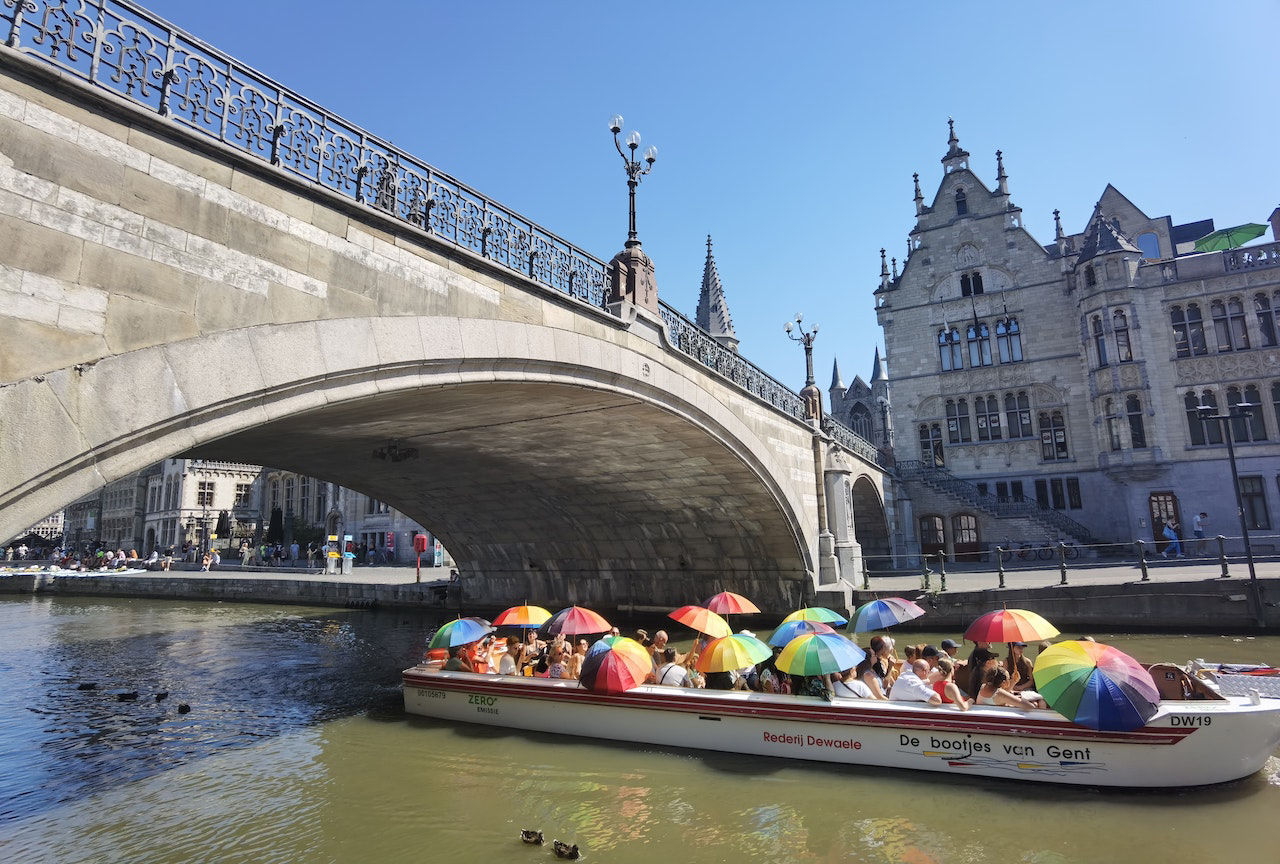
[413,534,429,554]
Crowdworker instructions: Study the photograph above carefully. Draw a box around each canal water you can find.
[1,596,1278,864]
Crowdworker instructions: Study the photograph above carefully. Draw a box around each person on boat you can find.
[1005,642,1035,692]
[654,647,691,686]
[940,638,961,660]
[831,667,875,698]
[545,644,568,679]
[498,637,522,675]
[932,657,970,710]
[565,638,589,679]
[443,645,474,673]
[966,641,997,697]
[683,650,706,688]
[889,659,943,705]
[903,645,920,667]
[523,629,544,663]
[649,631,669,667]
[977,667,1045,709]
[469,636,493,674]
[920,644,941,670]
[854,644,890,700]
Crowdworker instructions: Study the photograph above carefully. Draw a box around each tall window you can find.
[1185,392,1208,446]
[299,478,312,522]
[1067,478,1083,509]
[1226,385,1268,442]
[1212,299,1250,351]
[1244,384,1267,441]
[1255,293,1278,347]
[938,328,962,371]
[1085,265,1097,287]
[1240,477,1270,530]
[269,480,280,512]
[919,515,945,552]
[284,477,296,514]
[952,514,978,548]
[234,483,252,507]
[1273,382,1280,436]
[849,404,873,440]
[1198,391,1225,445]
[967,322,992,366]
[1092,315,1108,367]
[955,188,968,216]
[976,395,1002,441]
[1113,310,1133,362]
[960,271,984,296]
[946,399,972,443]
[996,318,1023,363]
[1004,391,1033,438]
[1172,304,1208,357]
[1126,394,1147,449]
[1039,410,1069,461]
[919,423,944,467]
[1106,399,1122,451]
[314,483,326,520]
[197,481,215,507]
[1137,232,1160,259]
[1050,478,1066,510]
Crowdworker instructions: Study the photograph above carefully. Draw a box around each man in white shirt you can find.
[889,659,942,705]
[654,647,692,687]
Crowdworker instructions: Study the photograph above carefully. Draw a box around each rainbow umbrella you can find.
[1033,641,1160,731]
[964,609,1059,644]
[428,617,493,649]
[781,607,848,627]
[775,633,866,677]
[539,605,611,637]
[668,605,732,639]
[704,591,761,615]
[579,637,651,695]
[852,597,926,633]
[493,604,552,628]
[696,633,773,673]
[767,619,836,647]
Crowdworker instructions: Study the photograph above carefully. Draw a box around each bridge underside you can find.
[189,380,812,608]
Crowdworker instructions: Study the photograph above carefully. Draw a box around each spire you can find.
[941,117,969,172]
[1054,208,1064,240]
[697,235,738,351]
[870,346,887,383]
[830,357,845,392]
[879,247,890,290]
[995,150,1008,196]
[891,257,898,279]
[913,172,924,215]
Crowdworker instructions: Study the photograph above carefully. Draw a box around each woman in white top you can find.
[977,667,1045,709]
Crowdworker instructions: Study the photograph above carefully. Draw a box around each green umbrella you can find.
[1193,223,1267,253]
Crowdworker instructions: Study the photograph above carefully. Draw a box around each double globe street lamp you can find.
[1195,401,1264,627]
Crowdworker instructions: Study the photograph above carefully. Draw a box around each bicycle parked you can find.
[999,537,1079,562]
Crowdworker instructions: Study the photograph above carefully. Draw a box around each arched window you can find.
[284,477,296,514]
[269,480,280,512]
[299,477,312,522]
[1092,315,1108,367]
[1212,299,1249,351]
[919,515,945,556]
[1185,391,1207,446]
[996,317,1023,363]
[1085,265,1097,287]
[1004,391,1033,438]
[1227,385,1268,442]
[849,403,873,439]
[955,188,968,216]
[946,399,972,443]
[1171,306,1189,357]
[1199,390,1224,444]
[1136,232,1160,260]
[1113,310,1132,362]
[919,423,944,467]
[967,322,992,366]
[1244,384,1267,441]
[976,395,1001,441]
[1186,303,1207,355]
[938,328,962,371]
[960,271,984,296]
[1038,410,1069,461]
[1106,399,1122,451]
[1273,382,1280,435]
[1126,394,1147,449]
[1255,293,1278,347]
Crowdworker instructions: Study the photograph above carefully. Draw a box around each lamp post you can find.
[1195,401,1264,627]
[609,114,657,248]
[784,313,819,385]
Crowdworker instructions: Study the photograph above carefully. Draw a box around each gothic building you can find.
[875,121,1280,558]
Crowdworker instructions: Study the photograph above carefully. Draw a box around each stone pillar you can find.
[608,244,660,315]
[824,447,863,582]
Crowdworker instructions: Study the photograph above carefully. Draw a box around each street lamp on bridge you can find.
[609,115,657,248]
[785,314,822,421]
[1195,401,1264,627]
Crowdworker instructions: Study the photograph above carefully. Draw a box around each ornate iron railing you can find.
[1,0,885,459]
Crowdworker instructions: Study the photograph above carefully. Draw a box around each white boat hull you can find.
[403,666,1280,788]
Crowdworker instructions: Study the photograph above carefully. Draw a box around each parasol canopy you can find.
[539,605,612,637]
[668,605,732,638]
[964,609,1059,644]
[767,619,836,647]
[428,617,493,649]
[852,597,927,632]
[695,633,773,673]
[781,607,848,627]
[775,633,866,677]
[493,604,552,628]
[1033,640,1160,731]
[1193,223,1267,253]
[579,637,651,695]
[704,591,761,615]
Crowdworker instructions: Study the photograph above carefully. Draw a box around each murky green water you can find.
[1,596,1278,863]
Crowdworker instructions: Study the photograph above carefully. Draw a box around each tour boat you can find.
[402,665,1280,788]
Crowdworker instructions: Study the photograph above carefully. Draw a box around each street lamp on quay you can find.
[1195,401,1264,627]
[609,115,657,248]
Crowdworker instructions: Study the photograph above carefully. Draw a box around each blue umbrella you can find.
[767,619,836,647]
[852,597,927,633]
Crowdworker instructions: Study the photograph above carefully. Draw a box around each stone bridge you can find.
[0,0,896,609]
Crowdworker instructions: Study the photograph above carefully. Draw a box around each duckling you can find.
[519,829,544,845]
[116,691,139,702]
[552,840,580,860]
[155,691,169,702]
[177,703,191,714]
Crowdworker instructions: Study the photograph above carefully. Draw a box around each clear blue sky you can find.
[142,0,1279,392]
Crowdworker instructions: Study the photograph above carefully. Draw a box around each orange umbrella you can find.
[493,604,552,628]
[704,591,761,615]
[668,605,732,638]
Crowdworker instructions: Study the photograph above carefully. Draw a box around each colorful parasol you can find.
[767,619,837,647]
[775,633,866,677]
[1033,640,1160,731]
[668,605,732,638]
[579,637,651,695]
[781,607,848,627]
[428,617,493,649]
[539,605,612,637]
[964,609,1059,644]
[851,597,927,633]
[696,633,773,673]
[704,591,761,615]
[493,604,552,628]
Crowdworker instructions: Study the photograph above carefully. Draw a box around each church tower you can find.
[696,236,739,352]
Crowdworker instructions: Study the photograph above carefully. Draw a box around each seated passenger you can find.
[831,667,874,698]
[498,637,522,675]
[967,649,1000,699]
[546,644,568,679]
[977,667,1045,709]
[1005,642,1035,692]
[565,638,589,680]
[932,657,970,710]
[655,647,692,687]
[854,647,889,700]
[888,659,942,705]
[443,645,473,673]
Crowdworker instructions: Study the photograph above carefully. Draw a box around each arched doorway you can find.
[1148,492,1181,556]
[850,475,892,570]
[952,513,980,560]
[919,514,945,558]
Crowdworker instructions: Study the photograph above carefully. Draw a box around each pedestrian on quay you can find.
[1162,518,1184,558]
[1193,512,1210,556]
